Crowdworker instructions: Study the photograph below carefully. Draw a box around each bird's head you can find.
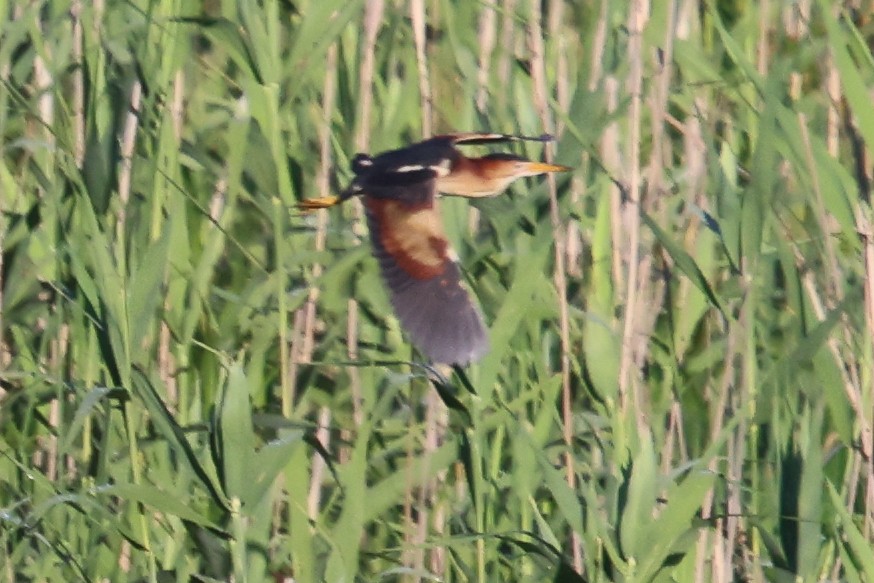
[480,153,572,180]
[439,152,570,197]
[352,153,374,175]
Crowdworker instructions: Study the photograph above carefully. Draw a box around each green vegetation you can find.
[2,0,874,581]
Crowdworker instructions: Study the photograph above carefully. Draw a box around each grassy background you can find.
[3,0,874,581]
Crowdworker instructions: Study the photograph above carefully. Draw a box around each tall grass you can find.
[2,0,874,581]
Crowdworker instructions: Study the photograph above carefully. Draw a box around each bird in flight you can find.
[299,132,570,365]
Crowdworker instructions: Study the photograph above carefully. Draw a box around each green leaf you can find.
[98,483,222,531]
[618,436,658,558]
[827,481,874,577]
[218,363,256,504]
[635,471,715,580]
[132,370,229,511]
[642,211,726,318]
[243,432,305,509]
[127,229,170,349]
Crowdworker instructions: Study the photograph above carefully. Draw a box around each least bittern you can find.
[299,132,570,365]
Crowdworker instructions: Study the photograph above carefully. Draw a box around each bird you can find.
[299,132,571,365]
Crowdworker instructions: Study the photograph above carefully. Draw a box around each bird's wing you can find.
[363,192,488,365]
[441,132,555,146]
[364,133,555,180]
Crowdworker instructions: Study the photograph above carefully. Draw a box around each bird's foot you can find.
[296,196,341,212]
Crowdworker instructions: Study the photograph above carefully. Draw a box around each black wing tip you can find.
[523,133,556,142]
[419,303,489,365]
[420,325,489,366]
[450,132,556,146]
[385,268,490,366]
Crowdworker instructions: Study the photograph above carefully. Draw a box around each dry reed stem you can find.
[526,1,581,573]
[158,71,187,408]
[411,1,447,575]
[726,424,745,576]
[33,12,60,482]
[497,0,517,109]
[650,0,679,493]
[853,190,874,532]
[756,0,771,76]
[602,77,624,290]
[820,9,874,539]
[302,44,338,359]
[306,44,339,521]
[411,0,432,137]
[706,326,740,583]
[681,97,728,583]
[470,1,499,236]
[476,0,497,112]
[676,0,696,38]
[550,0,584,279]
[550,0,568,133]
[343,3,385,432]
[826,56,840,156]
[424,389,447,575]
[357,0,384,149]
[34,62,53,150]
[307,406,333,520]
[117,80,142,236]
[798,117,864,391]
[589,0,609,90]
[401,431,416,576]
[172,70,184,140]
[0,232,4,377]
[71,0,85,164]
[631,0,679,436]
[619,0,648,436]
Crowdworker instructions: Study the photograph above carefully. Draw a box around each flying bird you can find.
[299,132,570,365]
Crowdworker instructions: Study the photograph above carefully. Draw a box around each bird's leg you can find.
[296,195,341,211]
[296,183,360,212]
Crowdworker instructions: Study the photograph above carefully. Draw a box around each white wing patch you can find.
[395,164,426,173]
[393,160,452,177]
[433,158,453,176]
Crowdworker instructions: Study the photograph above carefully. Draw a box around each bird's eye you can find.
[352,154,374,173]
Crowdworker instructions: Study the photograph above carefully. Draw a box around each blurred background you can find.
[2,0,874,581]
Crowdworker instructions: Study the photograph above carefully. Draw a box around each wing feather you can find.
[442,132,555,146]
[364,197,488,364]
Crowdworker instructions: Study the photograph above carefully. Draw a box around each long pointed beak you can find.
[523,161,573,175]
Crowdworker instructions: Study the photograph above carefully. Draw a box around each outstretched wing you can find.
[363,192,488,365]
[442,132,555,146]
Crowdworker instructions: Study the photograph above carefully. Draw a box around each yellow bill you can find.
[522,161,573,174]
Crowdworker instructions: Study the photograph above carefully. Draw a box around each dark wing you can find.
[442,132,555,146]
[358,168,438,204]
[363,189,488,365]
[359,141,458,193]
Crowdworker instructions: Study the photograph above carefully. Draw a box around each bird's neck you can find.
[437,157,513,198]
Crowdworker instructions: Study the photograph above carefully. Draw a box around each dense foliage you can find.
[2,1,874,581]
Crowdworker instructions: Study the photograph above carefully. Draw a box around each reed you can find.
[1,1,872,581]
